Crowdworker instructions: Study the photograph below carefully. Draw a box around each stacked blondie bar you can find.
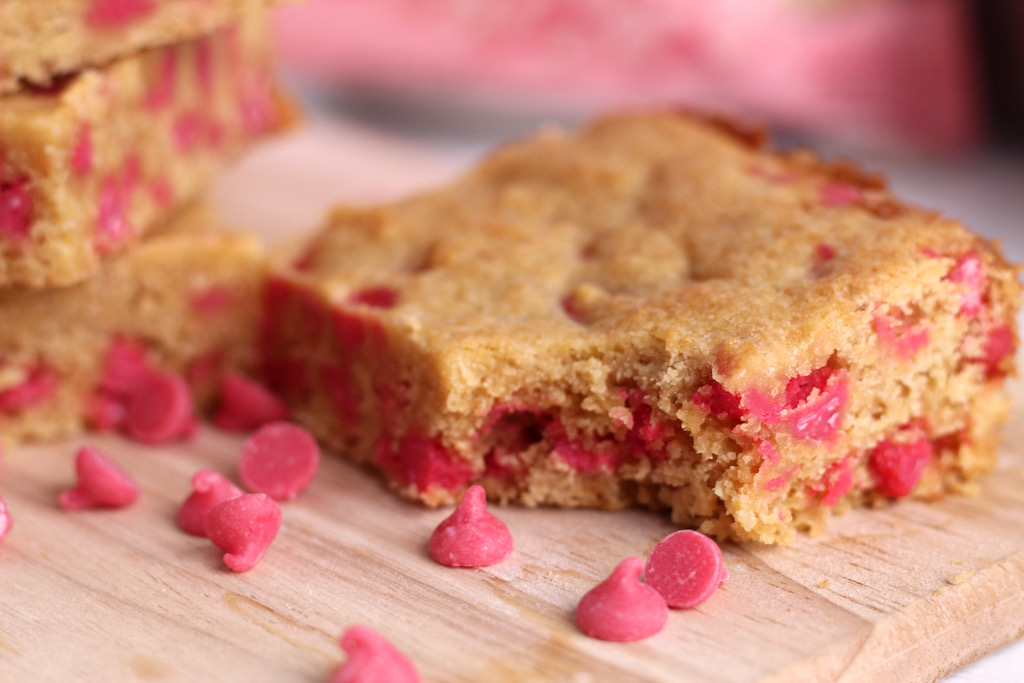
[0,0,292,445]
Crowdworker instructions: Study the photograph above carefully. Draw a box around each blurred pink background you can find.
[273,0,999,154]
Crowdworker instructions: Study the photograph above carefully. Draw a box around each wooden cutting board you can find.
[0,119,1022,683]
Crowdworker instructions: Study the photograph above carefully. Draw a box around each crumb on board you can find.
[948,570,977,585]
[961,481,982,498]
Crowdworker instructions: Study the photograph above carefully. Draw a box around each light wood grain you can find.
[0,118,1021,682]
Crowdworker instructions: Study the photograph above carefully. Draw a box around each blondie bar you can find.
[0,11,292,287]
[0,203,264,447]
[0,0,284,94]
[262,112,1021,543]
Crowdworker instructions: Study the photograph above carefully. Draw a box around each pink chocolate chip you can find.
[59,446,140,510]
[575,556,668,642]
[330,626,421,683]
[947,252,986,317]
[0,495,12,543]
[741,367,849,442]
[99,338,152,398]
[872,310,929,360]
[189,286,234,315]
[0,366,58,413]
[0,178,33,243]
[783,370,848,442]
[205,493,281,572]
[820,182,862,207]
[144,49,178,111]
[348,287,398,309]
[820,457,854,507]
[238,422,320,501]
[692,380,743,422]
[71,123,93,176]
[428,485,513,568]
[173,111,207,152]
[86,393,126,431]
[644,530,728,609]
[981,325,1015,378]
[178,470,243,537]
[85,0,156,28]
[869,434,933,498]
[213,373,289,432]
[150,178,174,206]
[123,370,195,445]
[239,78,277,134]
[95,156,138,253]
[550,421,621,473]
[194,36,215,95]
[375,431,475,494]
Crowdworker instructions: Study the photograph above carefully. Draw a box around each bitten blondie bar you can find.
[0,203,264,447]
[0,0,284,94]
[262,112,1021,543]
[0,11,292,287]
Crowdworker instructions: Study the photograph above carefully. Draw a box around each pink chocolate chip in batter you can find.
[947,252,986,316]
[872,309,929,360]
[86,393,126,431]
[692,380,744,422]
[205,493,281,572]
[644,530,728,609]
[0,495,12,543]
[0,178,33,243]
[95,175,135,254]
[59,446,140,510]
[575,556,668,642]
[349,286,398,309]
[178,470,243,537]
[428,485,512,568]
[376,431,475,494]
[869,434,932,498]
[71,123,93,176]
[981,325,1015,378]
[782,367,848,441]
[238,422,320,501]
[0,366,58,413]
[144,49,178,111]
[330,625,421,683]
[99,338,152,398]
[819,182,862,207]
[85,0,156,29]
[123,370,195,445]
[213,373,289,432]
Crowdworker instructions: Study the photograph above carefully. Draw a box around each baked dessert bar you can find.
[0,11,292,287]
[262,112,1021,543]
[0,203,264,447]
[0,0,285,95]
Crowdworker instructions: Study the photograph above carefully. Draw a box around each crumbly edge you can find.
[265,239,1019,544]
